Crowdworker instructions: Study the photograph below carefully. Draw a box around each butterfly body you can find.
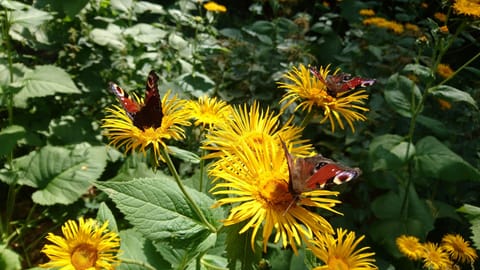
[309,67,376,97]
[282,142,361,197]
[109,71,163,130]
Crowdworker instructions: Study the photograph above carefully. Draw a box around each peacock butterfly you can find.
[281,141,361,198]
[109,70,163,130]
[309,67,376,97]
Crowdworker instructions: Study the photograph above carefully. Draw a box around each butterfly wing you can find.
[109,82,141,120]
[132,71,163,130]
[281,141,319,195]
[305,156,361,189]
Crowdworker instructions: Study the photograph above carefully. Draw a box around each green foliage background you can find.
[0,0,479,269]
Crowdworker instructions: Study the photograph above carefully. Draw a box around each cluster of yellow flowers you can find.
[40,63,377,269]
[397,234,478,269]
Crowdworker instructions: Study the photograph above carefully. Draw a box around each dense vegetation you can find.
[1,0,479,269]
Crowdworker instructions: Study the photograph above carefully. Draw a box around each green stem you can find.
[299,110,315,128]
[121,258,157,270]
[435,50,480,88]
[161,148,217,232]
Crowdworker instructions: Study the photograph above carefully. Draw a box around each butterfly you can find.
[109,70,163,130]
[309,67,376,97]
[281,141,361,198]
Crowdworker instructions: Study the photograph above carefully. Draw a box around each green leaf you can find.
[368,218,425,258]
[384,73,422,117]
[156,232,217,269]
[96,178,222,241]
[416,115,449,137]
[225,222,262,270]
[168,146,200,164]
[15,144,108,205]
[414,136,480,181]
[111,0,133,13]
[134,1,165,14]
[10,6,52,28]
[458,204,480,249]
[117,229,171,270]
[369,134,414,171]
[403,64,433,80]
[0,246,21,270]
[124,24,167,44]
[14,65,80,107]
[97,202,119,233]
[201,254,228,270]
[0,125,26,157]
[430,85,477,109]
[90,26,126,50]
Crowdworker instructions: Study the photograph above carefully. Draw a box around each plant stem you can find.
[161,148,217,232]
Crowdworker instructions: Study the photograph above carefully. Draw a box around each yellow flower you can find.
[102,90,191,166]
[203,1,227,13]
[363,17,404,34]
[209,139,341,253]
[437,63,454,79]
[441,234,478,264]
[421,242,453,270]
[434,12,447,22]
[202,101,312,159]
[278,64,369,132]
[439,25,449,34]
[310,228,378,270]
[185,96,233,128]
[40,217,120,270]
[453,0,480,18]
[359,9,375,16]
[437,98,452,110]
[396,235,424,260]
[404,23,420,33]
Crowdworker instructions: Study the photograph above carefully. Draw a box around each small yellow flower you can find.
[278,64,369,132]
[439,25,449,34]
[40,217,120,270]
[437,63,454,79]
[434,12,447,22]
[102,90,191,166]
[405,23,420,33]
[437,98,452,110]
[185,96,233,128]
[203,1,227,13]
[363,17,404,34]
[359,9,375,16]
[396,235,425,260]
[310,228,378,270]
[441,234,478,264]
[421,242,453,270]
[209,139,341,253]
[202,101,312,159]
[453,0,480,18]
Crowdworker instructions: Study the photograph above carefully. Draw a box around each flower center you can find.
[71,243,98,270]
[327,256,349,270]
[258,178,293,206]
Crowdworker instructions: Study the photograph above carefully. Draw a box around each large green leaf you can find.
[369,134,414,171]
[90,26,126,50]
[414,136,480,181]
[403,64,433,80]
[124,23,167,44]
[457,204,480,250]
[97,202,119,233]
[384,73,422,117]
[14,65,80,107]
[0,246,21,270]
[15,144,108,205]
[117,229,171,270]
[96,178,223,241]
[429,85,477,109]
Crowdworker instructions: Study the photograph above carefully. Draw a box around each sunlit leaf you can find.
[0,246,21,270]
[124,24,167,44]
[15,144,108,205]
[458,204,480,249]
[14,65,80,107]
[96,178,222,241]
[90,26,126,50]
